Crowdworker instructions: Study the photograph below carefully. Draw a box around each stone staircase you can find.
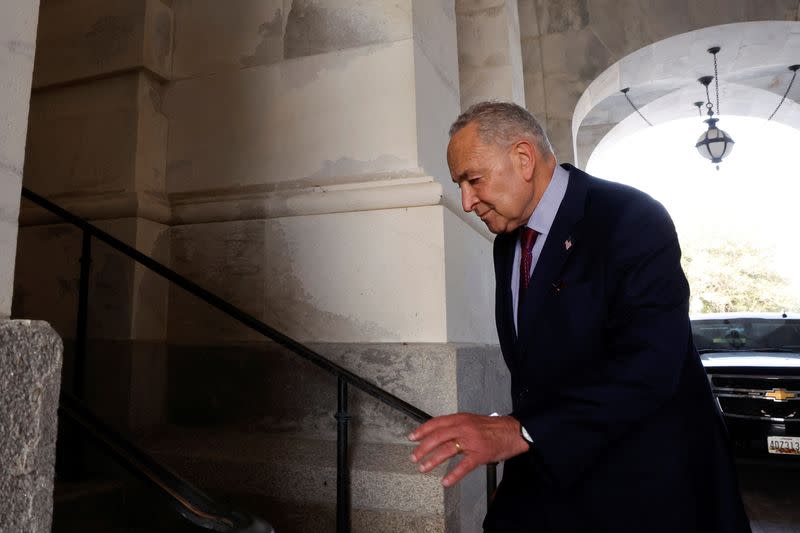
[52,340,507,532]
[52,477,198,532]
[138,429,449,533]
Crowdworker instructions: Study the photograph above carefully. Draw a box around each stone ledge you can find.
[19,190,171,226]
[169,177,443,224]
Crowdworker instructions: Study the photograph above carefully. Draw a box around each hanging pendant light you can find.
[695,117,735,166]
[695,48,734,170]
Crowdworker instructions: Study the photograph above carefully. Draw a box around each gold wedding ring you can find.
[453,440,463,454]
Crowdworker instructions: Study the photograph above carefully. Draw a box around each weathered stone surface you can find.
[456,0,526,108]
[33,0,173,88]
[25,72,168,208]
[537,0,589,34]
[411,0,462,217]
[171,0,285,79]
[161,341,508,443]
[13,217,170,343]
[167,206,495,344]
[284,0,412,59]
[165,40,420,195]
[517,0,540,39]
[0,320,63,533]
[150,339,508,532]
[0,0,40,318]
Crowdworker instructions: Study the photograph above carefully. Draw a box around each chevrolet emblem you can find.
[765,388,796,402]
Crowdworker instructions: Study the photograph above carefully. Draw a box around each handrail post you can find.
[75,229,92,399]
[486,463,497,507]
[335,377,351,533]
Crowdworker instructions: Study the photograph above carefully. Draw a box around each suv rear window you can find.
[692,318,800,352]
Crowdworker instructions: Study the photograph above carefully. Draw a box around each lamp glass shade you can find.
[695,121,735,164]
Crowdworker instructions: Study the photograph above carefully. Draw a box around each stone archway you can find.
[572,21,800,167]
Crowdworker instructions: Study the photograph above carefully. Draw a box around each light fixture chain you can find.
[713,52,720,116]
[620,88,653,127]
[767,66,799,121]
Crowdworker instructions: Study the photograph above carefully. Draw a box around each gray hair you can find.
[449,101,553,155]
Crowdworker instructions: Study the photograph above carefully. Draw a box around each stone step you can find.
[218,494,445,533]
[52,476,217,533]
[163,342,456,444]
[139,427,449,532]
[52,479,126,533]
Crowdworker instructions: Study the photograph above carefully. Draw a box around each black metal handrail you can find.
[59,391,272,533]
[22,186,497,532]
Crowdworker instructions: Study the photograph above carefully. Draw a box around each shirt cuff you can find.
[520,425,534,444]
[490,412,534,444]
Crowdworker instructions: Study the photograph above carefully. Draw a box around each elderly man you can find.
[409,102,750,533]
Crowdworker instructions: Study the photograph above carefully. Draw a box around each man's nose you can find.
[461,184,477,212]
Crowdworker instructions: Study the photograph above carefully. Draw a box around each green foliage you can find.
[682,238,800,314]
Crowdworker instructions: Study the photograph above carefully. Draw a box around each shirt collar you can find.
[526,164,569,236]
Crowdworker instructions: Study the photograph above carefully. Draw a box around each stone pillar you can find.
[15,0,173,432]
[0,0,41,318]
[455,0,526,109]
[14,1,511,530]
[161,1,507,531]
[0,320,63,532]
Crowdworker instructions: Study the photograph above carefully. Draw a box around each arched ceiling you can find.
[572,21,800,167]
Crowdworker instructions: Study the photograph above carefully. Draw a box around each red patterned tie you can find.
[518,227,539,324]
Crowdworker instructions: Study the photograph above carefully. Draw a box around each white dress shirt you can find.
[511,164,570,333]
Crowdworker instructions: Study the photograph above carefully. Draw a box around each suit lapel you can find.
[495,229,519,357]
[517,165,588,349]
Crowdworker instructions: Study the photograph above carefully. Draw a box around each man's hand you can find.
[409,413,530,487]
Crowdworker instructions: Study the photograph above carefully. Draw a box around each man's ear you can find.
[514,140,536,182]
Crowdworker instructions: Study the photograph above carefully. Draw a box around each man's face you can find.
[447,122,533,234]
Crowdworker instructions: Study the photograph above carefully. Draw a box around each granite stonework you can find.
[518,0,800,162]
[153,340,509,533]
[0,320,63,533]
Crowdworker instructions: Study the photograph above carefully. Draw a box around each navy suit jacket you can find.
[484,166,751,533]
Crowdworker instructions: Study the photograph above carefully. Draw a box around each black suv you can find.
[692,313,800,458]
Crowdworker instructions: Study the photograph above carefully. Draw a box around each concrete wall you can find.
[518,0,800,162]
[0,0,41,318]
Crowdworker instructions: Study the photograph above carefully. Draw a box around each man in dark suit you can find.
[409,102,751,532]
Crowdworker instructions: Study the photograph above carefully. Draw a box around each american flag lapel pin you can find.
[564,237,573,251]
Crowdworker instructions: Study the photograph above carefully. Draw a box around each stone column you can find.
[161,1,508,531]
[455,0,526,109]
[15,0,173,432]
[0,320,63,532]
[0,0,41,318]
[13,1,511,530]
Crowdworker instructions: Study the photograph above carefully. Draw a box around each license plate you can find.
[767,436,800,455]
